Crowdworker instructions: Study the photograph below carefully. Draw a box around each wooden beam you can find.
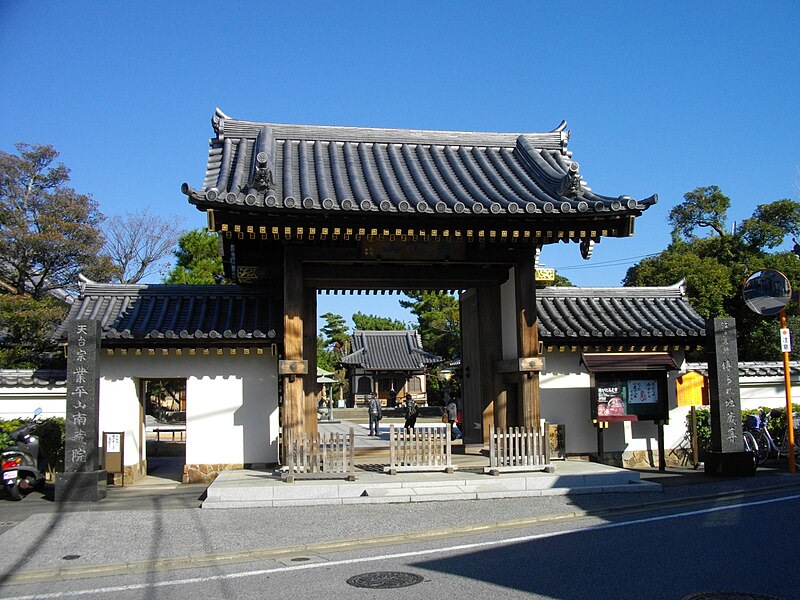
[304,264,510,289]
[495,357,545,373]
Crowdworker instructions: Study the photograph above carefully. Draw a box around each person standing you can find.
[445,398,460,440]
[368,393,382,436]
[403,394,418,430]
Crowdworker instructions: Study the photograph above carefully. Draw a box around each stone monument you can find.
[704,318,755,475]
[55,320,107,502]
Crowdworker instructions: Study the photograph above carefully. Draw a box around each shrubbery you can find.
[688,403,800,453]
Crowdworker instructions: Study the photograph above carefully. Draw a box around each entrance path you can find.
[203,418,655,508]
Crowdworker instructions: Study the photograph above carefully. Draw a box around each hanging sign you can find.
[780,328,792,353]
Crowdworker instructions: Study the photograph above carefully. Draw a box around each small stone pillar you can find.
[55,320,108,501]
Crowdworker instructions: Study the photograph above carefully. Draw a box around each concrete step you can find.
[202,462,657,508]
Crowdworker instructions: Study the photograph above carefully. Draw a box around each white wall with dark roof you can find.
[99,351,279,468]
[540,350,692,457]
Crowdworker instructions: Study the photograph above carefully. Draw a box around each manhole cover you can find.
[346,571,424,589]
[681,593,783,600]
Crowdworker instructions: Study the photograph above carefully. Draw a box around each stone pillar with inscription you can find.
[704,318,754,475]
[55,320,108,502]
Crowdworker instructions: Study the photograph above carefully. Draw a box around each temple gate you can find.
[182,109,657,457]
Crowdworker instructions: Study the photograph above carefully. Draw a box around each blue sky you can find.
[2,2,798,329]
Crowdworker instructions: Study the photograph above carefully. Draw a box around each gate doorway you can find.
[142,378,186,481]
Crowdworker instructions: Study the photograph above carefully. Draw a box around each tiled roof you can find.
[55,280,705,350]
[182,109,657,222]
[537,280,706,344]
[686,361,800,378]
[0,369,66,387]
[57,280,280,345]
[339,330,443,371]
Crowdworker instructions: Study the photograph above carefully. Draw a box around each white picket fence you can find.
[484,424,553,475]
[384,424,457,474]
[282,428,356,483]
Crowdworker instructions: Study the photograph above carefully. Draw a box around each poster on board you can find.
[628,379,659,404]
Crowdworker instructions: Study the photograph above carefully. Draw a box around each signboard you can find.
[596,384,626,417]
[676,371,709,407]
[592,373,667,421]
[105,433,121,453]
[781,327,792,353]
[628,380,659,404]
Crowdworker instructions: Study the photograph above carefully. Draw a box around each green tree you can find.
[0,143,114,297]
[625,185,800,361]
[400,292,460,360]
[162,229,227,284]
[316,336,338,372]
[320,312,349,351]
[351,312,407,331]
[0,143,114,367]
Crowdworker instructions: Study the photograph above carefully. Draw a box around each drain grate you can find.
[347,571,424,589]
[681,593,783,600]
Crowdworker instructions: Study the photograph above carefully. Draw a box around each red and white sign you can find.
[780,328,792,353]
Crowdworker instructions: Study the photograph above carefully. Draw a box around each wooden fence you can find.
[282,428,357,483]
[384,424,457,474]
[484,424,554,475]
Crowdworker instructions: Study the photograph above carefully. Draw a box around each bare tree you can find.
[103,208,184,284]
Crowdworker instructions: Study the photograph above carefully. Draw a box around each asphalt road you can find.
[0,489,796,600]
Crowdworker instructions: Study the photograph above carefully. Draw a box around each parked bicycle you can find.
[744,408,800,468]
[742,429,760,468]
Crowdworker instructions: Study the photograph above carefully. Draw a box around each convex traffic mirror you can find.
[742,269,792,316]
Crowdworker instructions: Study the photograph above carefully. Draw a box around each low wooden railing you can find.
[384,424,457,474]
[282,428,357,483]
[484,424,554,475]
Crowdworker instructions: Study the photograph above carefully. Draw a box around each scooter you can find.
[1,408,44,500]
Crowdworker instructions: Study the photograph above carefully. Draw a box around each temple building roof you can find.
[182,108,657,227]
[537,280,706,347]
[57,279,705,351]
[338,330,443,371]
[0,369,66,387]
[57,278,280,346]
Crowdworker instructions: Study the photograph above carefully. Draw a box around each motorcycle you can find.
[1,408,44,500]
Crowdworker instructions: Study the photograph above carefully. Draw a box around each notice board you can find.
[592,372,668,422]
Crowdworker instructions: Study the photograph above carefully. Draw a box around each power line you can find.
[553,253,660,271]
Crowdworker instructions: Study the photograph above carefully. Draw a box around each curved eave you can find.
[182,112,657,224]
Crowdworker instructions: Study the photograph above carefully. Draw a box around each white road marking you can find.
[3,493,798,599]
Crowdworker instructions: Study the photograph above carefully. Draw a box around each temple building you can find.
[54,109,701,482]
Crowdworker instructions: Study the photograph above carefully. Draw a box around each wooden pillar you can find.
[515,250,540,429]
[303,286,318,437]
[460,286,502,444]
[480,284,505,435]
[282,250,305,459]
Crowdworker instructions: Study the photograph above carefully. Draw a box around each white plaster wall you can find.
[739,377,800,411]
[99,351,279,467]
[500,267,517,360]
[0,387,66,420]
[97,375,141,468]
[540,351,692,456]
[540,352,598,454]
